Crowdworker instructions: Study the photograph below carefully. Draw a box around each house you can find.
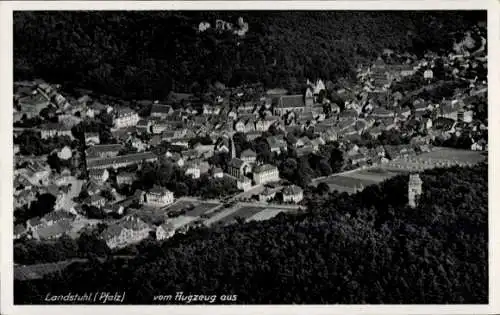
[57,113,82,128]
[143,187,175,207]
[282,185,304,203]
[228,158,252,178]
[25,161,51,185]
[41,211,76,226]
[471,139,486,151]
[89,194,106,208]
[371,107,394,119]
[14,224,27,239]
[85,132,100,146]
[86,144,123,160]
[224,174,252,191]
[116,172,136,186]
[103,204,125,216]
[85,180,101,196]
[113,108,140,129]
[171,138,190,149]
[169,153,185,167]
[255,116,276,132]
[185,163,201,179]
[57,146,73,161]
[102,216,151,249]
[311,137,326,151]
[156,222,176,240]
[136,119,152,134]
[266,135,287,154]
[193,143,215,159]
[253,164,280,185]
[150,103,173,119]
[40,123,73,139]
[212,167,224,179]
[152,121,171,134]
[31,220,73,240]
[339,109,358,121]
[88,168,109,183]
[240,149,257,164]
[17,93,50,118]
[259,188,276,202]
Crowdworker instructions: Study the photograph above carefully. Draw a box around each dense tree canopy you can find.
[14,11,484,100]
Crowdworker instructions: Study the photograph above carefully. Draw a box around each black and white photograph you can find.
[0,0,497,314]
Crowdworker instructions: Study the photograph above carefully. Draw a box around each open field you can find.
[129,207,166,224]
[165,200,196,213]
[246,208,288,222]
[203,206,244,226]
[215,206,265,225]
[14,259,88,281]
[184,202,219,217]
[324,175,379,187]
[419,147,486,163]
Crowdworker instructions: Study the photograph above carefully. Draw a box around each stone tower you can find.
[408,173,423,208]
[229,133,236,160]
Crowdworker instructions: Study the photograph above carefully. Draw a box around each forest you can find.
[13,11,485,100]
[15,163,488,304]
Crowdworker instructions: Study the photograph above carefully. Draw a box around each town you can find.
[13,22,487,278]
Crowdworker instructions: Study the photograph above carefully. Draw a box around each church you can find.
[272,79,326,117]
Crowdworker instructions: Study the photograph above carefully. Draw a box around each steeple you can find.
[230,133,236,160]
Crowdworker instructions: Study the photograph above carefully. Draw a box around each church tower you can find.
[229,133,236,160]
[408,173,423,208]
[305,87,314,108]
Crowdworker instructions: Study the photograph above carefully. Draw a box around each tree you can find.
[47,153,62,173]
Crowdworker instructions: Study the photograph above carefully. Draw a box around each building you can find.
[228,158,252,178]
[116,172,136,186]
[86,152,158,170]
[253,164,280,185]
[57,146,73,160]
[273,94,311,116]
[143,187,175,207]
[24,161,51,185]
[240,149,257,164]
[85,132,100,146]
[282,185,304,203]
[266,135,287,154]
[212,167,224,179]
[156,222,176,240]
[224,174,252,191]
[102,216,151,249]
[185,163,201,179]
[113,108,140,129]
[408,173,423,208]
[150,103,173,119]
[259,188,276,202]
[89,194,106,208]
[86,144,123,159]
[17,93,50,118]
[89,168,109,183]
[40,123,73,139]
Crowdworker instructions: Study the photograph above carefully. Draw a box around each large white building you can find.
[282,185,304,203]
[114,108,140,129]
[144,187,175,207]
[102,216,151,249]
[253,164,280,185]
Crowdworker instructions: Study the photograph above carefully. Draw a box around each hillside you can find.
[14,11,485,100]
[15,163,488,304]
